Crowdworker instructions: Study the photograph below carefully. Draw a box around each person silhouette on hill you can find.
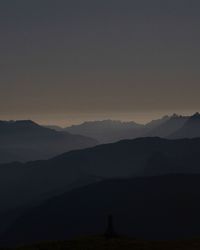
[104,214,117,240]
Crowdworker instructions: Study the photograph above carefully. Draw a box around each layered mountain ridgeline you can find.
[60,114,200,143]
[3,237,200,250]
[2,137,200,243]
[1,113,198,165]
[64,120,145,144]
[52,113,200,143]
[0,120,97,163]
[3,174,200,246]
[2,137,200,213]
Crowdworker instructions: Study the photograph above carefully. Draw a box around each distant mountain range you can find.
[3,174,200,245]
[0,120,97,163]
[62,120,144,144]
[48,118,167,143]
[1,113,200,163]
[49,113,200,143]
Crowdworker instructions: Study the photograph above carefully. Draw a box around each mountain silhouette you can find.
[64,117,181,143]
[1,137,200,216]
[0,120,97,163]
[144,115,170,130]
[46,113,200,143]
[65,120,144,143]
[4,174,200,245]
[61,114,190,142]
[144,114,189,137]
[170,113,200,138]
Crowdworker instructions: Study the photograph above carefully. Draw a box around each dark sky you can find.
[1,0,200,125]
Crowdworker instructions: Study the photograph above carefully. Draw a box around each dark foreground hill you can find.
[0,120,97,163]
[4,237,200,250]
[3,174,200,246]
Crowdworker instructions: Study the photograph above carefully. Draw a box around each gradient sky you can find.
[1,0,200,125]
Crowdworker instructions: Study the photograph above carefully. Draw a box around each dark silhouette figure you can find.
[104,214,117,240]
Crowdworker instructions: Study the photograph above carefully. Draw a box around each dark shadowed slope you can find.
[1,137,200,214]
[0,120,97,163]
[170,113,200,139]
[65,120,144,143]
[5,237,200,250]
[4,174,200,246]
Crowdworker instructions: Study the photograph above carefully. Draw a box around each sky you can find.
[0,0,200,126]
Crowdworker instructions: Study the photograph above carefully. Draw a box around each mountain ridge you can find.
[170,113,200,138]
[3,174,200,245]
[0,120,98,163]
[1,137,200,213]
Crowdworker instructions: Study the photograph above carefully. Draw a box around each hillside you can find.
[145,114,188,137]
[1,137,200,213]
[0,120,97,163]
[3,174,200,246]
[4,237,200,250]
[2,138,200,244]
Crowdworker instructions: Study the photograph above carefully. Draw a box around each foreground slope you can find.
[4,174,200,245]
[5,237,200,250]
